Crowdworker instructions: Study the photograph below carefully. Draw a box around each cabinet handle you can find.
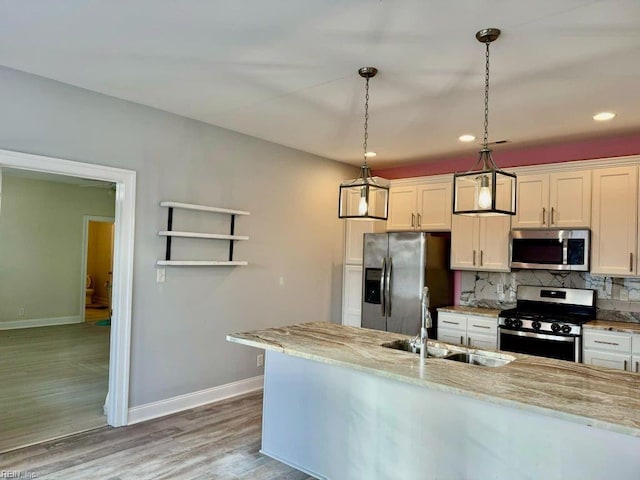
[593,340,620,346]
[624,360,628,371]
[473,250,476,266]
[480,250,484,266]
[417,213,421,229]
[472,324,491,329]
[467,337,471,346]
[411,213,415,227]
[460,336,464,344]
[550,207,555,225]
[542,207,546,225]
[631,253,634,273]
[442,320,459,325]
[636,361,639,373]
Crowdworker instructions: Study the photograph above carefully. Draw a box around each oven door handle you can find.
[498,328,577,343]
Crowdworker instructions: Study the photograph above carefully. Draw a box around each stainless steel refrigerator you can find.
[362,232,452,336]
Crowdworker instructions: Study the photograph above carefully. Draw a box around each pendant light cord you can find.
[483,42,490,149]
[363,76,370,168]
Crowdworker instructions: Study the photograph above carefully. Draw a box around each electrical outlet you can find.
[156,269,166,283]
[17,307,25,317]
[257,353,264,367]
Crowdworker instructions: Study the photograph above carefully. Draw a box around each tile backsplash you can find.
[460,270,640,323]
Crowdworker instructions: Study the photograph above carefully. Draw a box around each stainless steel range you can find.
[498,286,597,362]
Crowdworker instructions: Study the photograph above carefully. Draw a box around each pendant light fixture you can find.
[453,28,516,216]
[339,67,389,220]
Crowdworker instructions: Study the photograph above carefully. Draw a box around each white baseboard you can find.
[0,315,82,330]
[127,375,264,425]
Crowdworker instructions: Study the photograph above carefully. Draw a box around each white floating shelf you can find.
[157,260,248,266]
[159,231,249,241]
[160,201,250,216]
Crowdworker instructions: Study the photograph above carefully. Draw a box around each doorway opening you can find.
[0,148,135,437]
[82,216,115,324]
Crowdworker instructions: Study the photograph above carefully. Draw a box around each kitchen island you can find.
[227,322,640,480]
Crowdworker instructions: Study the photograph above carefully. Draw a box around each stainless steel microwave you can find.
[510,229,590,271]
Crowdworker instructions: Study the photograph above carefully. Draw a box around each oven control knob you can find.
[504,318,513,327]
[551,323,561,333]
[513,319,523,329]
[561,325,572,334]
[532,321,541,331]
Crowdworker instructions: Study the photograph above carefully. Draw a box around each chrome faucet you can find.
[415,287,431,361]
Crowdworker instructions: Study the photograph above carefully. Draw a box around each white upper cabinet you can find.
[512,170,591,229]
[590,166,638,276]
[450,182,510,272]
[387,185,417,230]
[387,179,452,232]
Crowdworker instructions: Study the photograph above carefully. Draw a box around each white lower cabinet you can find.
[342,265,363,328]
[437,311,498,349]
[583,329,632,371]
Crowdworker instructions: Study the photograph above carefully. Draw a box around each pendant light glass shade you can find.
[339,67,390,220]
[453,28,516,216]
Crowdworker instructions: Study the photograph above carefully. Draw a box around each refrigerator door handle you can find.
[386,256,393,317]
[380,257,386,316]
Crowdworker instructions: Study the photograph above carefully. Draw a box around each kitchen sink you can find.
[382,339,515,367]
[443,352,513,367]
[381,339,451,358]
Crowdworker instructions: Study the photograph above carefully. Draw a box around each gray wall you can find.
[0,175,115,324]
[0,66,356,407]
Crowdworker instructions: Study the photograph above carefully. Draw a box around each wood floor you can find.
[0,322,110,453]
[0,391,315,480]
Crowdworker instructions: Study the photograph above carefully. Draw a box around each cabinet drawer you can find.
[466,316,497,335]
[583,330,631,353]
[438,312,467,331]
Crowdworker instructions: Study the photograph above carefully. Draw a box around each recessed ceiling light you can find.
[364,151,377,158]
[458,134,476,142]
[593,112,616,121]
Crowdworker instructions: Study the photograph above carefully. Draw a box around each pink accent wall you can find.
[377,131,640,305]
[376,131,640,179]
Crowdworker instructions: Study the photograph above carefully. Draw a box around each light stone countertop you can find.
[585,320,640,334]
[437,305,501,317]
[228,322,640,438]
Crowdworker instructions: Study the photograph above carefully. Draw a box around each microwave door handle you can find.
[380,257,386,316]
[562,238,568,265]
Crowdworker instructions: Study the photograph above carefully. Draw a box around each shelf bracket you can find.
[229,214,236,261]
[165,207,174,261]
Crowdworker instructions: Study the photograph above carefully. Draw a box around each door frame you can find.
[0,148,135,427]
[80,215,115,322]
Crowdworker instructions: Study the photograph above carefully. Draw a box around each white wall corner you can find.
[127,375,264,425]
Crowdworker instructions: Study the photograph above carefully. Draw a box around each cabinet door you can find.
[633,334,640,355]
[451,183,480,270]
[417,181,452,231]
[583,350,631,371]
[386,186,417,231]
[478,215,511,272]
[632,355,640,374]
[549,170,591,228]
[591,166,638,276]
[341,265,363,327]
[467,332,497,350]
[344,219,377,265]
[511,174,549,228]
[437,328,466,346]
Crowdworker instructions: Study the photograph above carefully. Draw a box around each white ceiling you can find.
[0,1,639,167]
